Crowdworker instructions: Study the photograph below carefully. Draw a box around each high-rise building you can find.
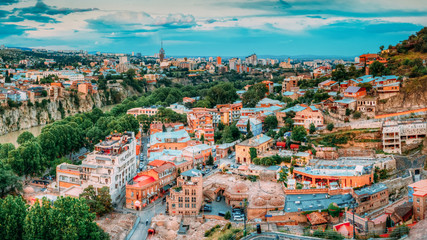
[216,56,222,65]
[245,53,257,66]
[159,41,165,62]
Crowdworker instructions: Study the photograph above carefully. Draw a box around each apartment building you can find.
[356,97,377,117]
[408,180,427,222]
[127,107,159,117]
[236,116,262,136]
[236,134,273,165]
[282,76,303,92]
[352,183,389,215]
[149,130,192,154]
[382,119,427,154]
[343,86,367,99]
[182,144,215,166]
[57,132,137,204]
[277,104,323,129]
[167,169,203,216]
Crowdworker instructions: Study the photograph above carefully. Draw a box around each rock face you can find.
[0,93,107,135]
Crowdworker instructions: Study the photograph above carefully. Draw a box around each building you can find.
[182,144,215,167]
[352,183,389,215]
[382,119,427,154]
[159,43,165,62]
[236,116,262,136]
[236,134,273,165]
[356,97,377,117]
[149,130,191,154]
[57,132,137,204]
[344,86,367,99]
[216,56,222,65]
[127,107,158,117]
[277,104,323,129]
[408,180,427,221]
[167,169,203,216]
[282,76,302,93]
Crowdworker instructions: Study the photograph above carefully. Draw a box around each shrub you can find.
[224,211,231,220]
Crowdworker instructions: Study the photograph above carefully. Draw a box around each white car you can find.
[233,215,244,221]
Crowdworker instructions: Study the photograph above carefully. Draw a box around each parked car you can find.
[212,165,218,169]
[233,215,244,221]
[205,198,212,203]
[216,196,222,202]
[202,204,212,212]
[218,211,226,217]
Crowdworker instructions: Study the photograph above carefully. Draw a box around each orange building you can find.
[262,80,274,94]
[293,166,373,188]
[127,107,159,118]
[150,123,184,135]
[148,130,192,156]
[217,56,222,65]
[56,163,81,189]
[343,86,367,99]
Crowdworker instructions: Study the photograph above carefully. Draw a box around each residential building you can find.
[408,179,427,221]
[182,144,215,166]
[57,132,137,204]
[277,104,323,129]
[236,116,262,136]
[282,76,302,92]
[236,134,273,165]
[344,86,367,99]
[127,107,159,117]
[356,97,377,117]
[352,183,389,215]
[149,130,191,154]
[382,119,427,154]
[167,169,203,216]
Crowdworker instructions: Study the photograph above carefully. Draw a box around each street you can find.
[129,197,167,240]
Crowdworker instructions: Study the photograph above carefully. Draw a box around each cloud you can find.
[86,11,197,34]
[8,0,98,23]
[0,0,19,6]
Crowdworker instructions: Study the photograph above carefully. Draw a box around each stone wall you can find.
[382,172,413,200]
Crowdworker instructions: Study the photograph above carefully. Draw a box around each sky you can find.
[0,0,426,57]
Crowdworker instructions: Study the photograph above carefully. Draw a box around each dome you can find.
[24,186,35,194]
[260,195,272,200]
[270,196,284,206]
[232,183,248,193]
[253,197,266,206]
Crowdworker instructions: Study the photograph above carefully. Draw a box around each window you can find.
[178,197,183,202]
[185,204,189,208]
[185,197,190,202]
[417,198,420,203]
[192,204,196,208]
[172,204,175,208]
[185,189,189,195]
[179,203,183,208]
[192,197,196,202]
[417,208,420,212]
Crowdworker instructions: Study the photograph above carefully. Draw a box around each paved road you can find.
[129,198,167,240]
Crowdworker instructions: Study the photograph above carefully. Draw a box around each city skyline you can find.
[0,0,426,56]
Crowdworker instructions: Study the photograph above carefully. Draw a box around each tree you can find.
[0,165,22,197]
[207,154,214,166]
[291,126,307,142]
[224,211,231,220]
[249,147,257,160]
[328,203,340,218]
[242,83,268,107]
[162,124,167,132]
[345,108,351,116]
[331,64,347,82]
[264,116,278,132]
[8,141,45,178]
[326,123,334,131]
[353,111,361,119]
[309,123,316,134]
[206,83,238,106]
[380,45,384,51]
[200,134,205,143]
[390,225,409,239]
[369,60,385,77]
[0,195,27,240]
[80,186,113,217]
[17,131,35,145]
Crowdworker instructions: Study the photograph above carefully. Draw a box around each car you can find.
[232,208,242,214]
[212,165,218,169]
[218,211,226,217]
[205,198,212,203]
[202,204,212,212]
[233,215,244,221]
[216,196,222,202]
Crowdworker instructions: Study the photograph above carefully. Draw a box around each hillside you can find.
[381,27,427,77]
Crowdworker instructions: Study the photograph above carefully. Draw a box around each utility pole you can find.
[243,198,248,236]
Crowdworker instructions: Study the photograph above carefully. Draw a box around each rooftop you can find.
[237,134,272,147]
[285,193,353,212]
[181,169,202,177]
[354,183,388,196]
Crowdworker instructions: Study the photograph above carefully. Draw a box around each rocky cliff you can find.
[0,92,110,135]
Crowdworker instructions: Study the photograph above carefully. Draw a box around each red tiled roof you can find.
[148,160,167,167]
[132,175,156,187]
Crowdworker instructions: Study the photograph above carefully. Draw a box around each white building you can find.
[57,132,137,204]
[382,119,427,154]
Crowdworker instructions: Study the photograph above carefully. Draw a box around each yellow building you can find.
[236,134,273,165]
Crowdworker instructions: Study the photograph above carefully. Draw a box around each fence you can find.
[125,216,140,240]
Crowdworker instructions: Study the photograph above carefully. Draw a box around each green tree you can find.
[242,83,268,108]
[353,111,361,119]
[17,131,35,145]
[390,225,409,239]
[224,211,231,220]
[206,83,238,106]
[0,143,15,161]
[326,123,334,131]
[249,147,257,160]
[8,141,45,178]
[309,123,316,134]
[369,60,385,77]
[291,126,307,142]
[328,203,340,218]
[23,198,53,240]
[246,120,253,139]
[264,115,278,132]
[0,165,22,197]
[207,154,214,166]
[80,186,113,217]
[0,195,27,240]
[200,134,205,143]
[345,108,351,116]
[331,64,347,82]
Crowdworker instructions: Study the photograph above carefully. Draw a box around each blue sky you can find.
[0,0,426,57]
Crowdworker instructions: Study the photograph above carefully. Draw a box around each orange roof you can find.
[413,190,427,197]
[409,179,427,189]
[148,160,168,168]
[132,175,156,187]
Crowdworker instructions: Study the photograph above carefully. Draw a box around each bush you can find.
[353,111,361,119]
[327,123,334,131]
[224,211,231,220]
